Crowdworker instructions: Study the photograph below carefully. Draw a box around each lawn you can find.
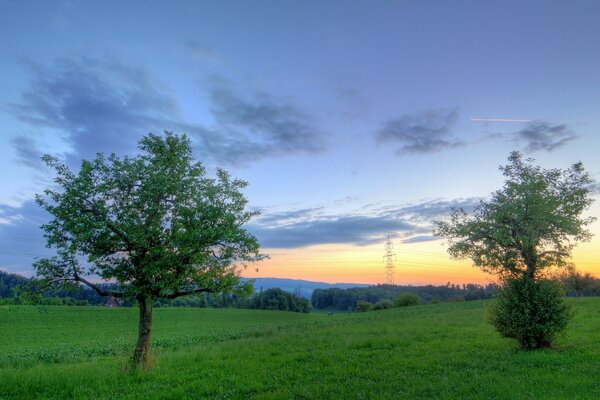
[1,299,599,399]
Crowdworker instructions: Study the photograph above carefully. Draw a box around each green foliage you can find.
[35,133,264,300]
[394,293,421,307]
[311,283,494,310]
[249,288,311,313]
[560,269,600,297]
[373,299,394,310]
[488,278,572,349]
[33,133,265,365]
[434,151,595,280]
[355,300,373,312]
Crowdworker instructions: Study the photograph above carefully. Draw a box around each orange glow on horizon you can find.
[242,236,600,286]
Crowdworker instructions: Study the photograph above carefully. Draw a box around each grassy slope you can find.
[1,299,599,399]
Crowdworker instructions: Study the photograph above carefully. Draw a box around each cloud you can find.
[249,215,420,248]
[0,200,55,274]
[589,180,600,195]
[401,235,438,244]
[10,57,180,163]
[376,108,463,154]
[382,198,481,222]
[249,197,480,249]
[513,121,578,152]
[185,41,221,62]
[10,135,45,170]
[9,56,326,168]
[206,83,326,162]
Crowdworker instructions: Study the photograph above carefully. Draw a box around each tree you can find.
[434,152,595,348]
[561,269,599,297]
[34,133,265,367]
[434,152,595,281]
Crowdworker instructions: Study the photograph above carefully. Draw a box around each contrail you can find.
[470,118,533,123]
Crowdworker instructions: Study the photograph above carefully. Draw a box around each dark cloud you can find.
[10,136,44,170]
[589,180,600,195]
[9,56,326,168]
[10,57,180,163]
[207,83,326,160]
[249,215,419,248]
[401,235,438,244]
[383,198,481,222]
[249,197,480,249]
[376,108,463,154]
[513,121,578,152]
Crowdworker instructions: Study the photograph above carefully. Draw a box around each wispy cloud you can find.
[184,40,221,63]
[10,135,45,170]
[376,108,463,154]
[249,215,420,248]
[249,197,481,248]
[0,200,54,273]
[513,121,578,152]
[8,56,326,168]
[207,82,327,161]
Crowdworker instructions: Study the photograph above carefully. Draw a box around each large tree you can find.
[34,133,265,366]
[434,151,595,280]
[434,151,595,348]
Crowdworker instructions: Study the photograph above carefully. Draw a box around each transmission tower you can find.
[383,235,396,285]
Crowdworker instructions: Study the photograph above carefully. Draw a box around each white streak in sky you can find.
[470,118,533,123]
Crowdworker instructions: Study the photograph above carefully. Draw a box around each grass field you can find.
[1,299,599,399]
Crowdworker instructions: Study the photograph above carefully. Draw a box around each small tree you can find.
[34,133,265,367]
[393,293,421,307]
[434,152,595,348]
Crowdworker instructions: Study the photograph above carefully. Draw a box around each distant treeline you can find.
[311,283,497,311]
[2,270,599,311]
[0,271,310,312]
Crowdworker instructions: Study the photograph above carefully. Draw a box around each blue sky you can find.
[1,1,599,282]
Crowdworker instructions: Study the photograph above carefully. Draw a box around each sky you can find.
[1,0,599,285]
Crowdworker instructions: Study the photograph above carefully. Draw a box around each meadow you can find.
[1,299,599,399]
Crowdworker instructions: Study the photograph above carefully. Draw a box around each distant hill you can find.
[241,277,369,298]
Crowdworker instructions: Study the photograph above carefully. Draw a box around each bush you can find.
[488,278,571,349]
[394,293,421,307]
[249,288,311,313]
[356,300,373,312]
[373,299,394,310]
[428,297,442,305]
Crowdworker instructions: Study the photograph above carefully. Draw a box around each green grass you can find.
[1,299,599,399]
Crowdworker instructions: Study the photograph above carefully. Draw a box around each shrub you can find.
[394,293,421,307]
[356,300,373,312]
[488,278,571,349]
[428,297,442,305]
[373,299,394,310]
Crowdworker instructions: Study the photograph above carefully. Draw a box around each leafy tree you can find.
[393,293,421,307]
[434,152,595,348]
[249,288,311,313]
[561,269,599,297]
[355,300,373,312]
[34,133,264,366]
[373,299,393,310]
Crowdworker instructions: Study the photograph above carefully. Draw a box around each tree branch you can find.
[74,274,125,298]
[81,206,135,250]
[162,287,216,299]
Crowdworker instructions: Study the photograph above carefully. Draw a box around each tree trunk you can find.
[132,295,153,367]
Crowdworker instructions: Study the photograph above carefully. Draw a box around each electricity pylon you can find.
[383,235,396,285]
